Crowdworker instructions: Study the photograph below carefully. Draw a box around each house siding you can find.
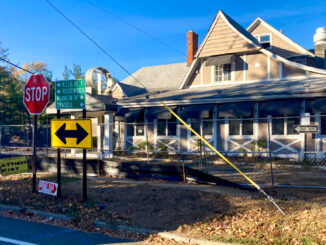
[112,86,124,99]
[199,17,256,57]
[270,57,280,79]
[250,23,305,57]
[283,63,306,77]
[246,53,268,80]
[235,55,244,81]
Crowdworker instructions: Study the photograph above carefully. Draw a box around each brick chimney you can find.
[314,27,326,69]
[187,31,198,65]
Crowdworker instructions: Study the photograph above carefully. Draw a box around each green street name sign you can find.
[55,79,86,109]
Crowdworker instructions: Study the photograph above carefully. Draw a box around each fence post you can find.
[0,126,2,156]
[267,117,274,186]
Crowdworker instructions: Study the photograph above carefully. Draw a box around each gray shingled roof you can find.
[117,77,326,106]
[118,62,188,96]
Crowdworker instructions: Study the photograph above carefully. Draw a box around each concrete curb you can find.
[0,204,237,245]
[158,232,239,245]
[0,204,71,221]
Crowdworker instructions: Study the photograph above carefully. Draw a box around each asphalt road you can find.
[0,216,143,245]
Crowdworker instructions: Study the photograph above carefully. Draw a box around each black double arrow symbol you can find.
[55,123,88,145]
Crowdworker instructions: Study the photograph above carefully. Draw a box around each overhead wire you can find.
[0,57,35,89]
[44,0,147,90]
[0,57,34,75]
[86,0,185,56]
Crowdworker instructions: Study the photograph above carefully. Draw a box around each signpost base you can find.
[32,115,37,193]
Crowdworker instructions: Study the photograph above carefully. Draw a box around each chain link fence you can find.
[1,115,326,187]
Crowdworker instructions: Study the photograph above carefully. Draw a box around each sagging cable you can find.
[162,102,286,216]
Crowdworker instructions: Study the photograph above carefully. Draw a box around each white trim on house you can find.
[117,92,326,108]
[243,54,247,81]
[267,55,271,80]
[210,65,214,84]
[179,11,326,90]
[200,59,204,85]
[187,75,315,89]
[179,10,261,90]
[111,82,127,97]
[259,48,326,75]
[253,32,273,49]
[247,17,315,57]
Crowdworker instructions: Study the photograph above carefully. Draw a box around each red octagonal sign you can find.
[23,74,50,115]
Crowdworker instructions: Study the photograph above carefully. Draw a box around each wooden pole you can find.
[57,109,61,198]
[32,115,37,193]
[82,109,87,202]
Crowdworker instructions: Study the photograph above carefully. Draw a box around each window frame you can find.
[190,119,213,137]
[214,63,232,82]
[254,33,272,49]
[271,115,300,136]
[156,118,177,137]
[126,121,145,137]
[229,117,254,136]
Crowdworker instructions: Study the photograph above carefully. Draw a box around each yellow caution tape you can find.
[162,102,261,190]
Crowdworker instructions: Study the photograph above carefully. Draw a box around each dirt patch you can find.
[0,173,326,244]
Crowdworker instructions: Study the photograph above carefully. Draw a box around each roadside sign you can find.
[51,119,92,148]
[55,79,86,109]
[23,74,50,115]
[294,125,319,133]
[0,156,29,176]
[38,180,58,196]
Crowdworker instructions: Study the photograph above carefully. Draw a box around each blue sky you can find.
[0,0,326,81]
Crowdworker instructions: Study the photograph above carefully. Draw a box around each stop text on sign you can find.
[25,86,48,102]
[23,74,50,115]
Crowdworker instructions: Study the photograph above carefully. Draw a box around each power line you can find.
[87,0,185,56]
[0,57,34,75]
[44,0,147,90]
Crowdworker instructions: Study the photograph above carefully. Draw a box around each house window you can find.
[319,115,326,135]
[229,117,253,136]
[215,64,231,82]
[157,118,176,136]
[272,116,300,135]
[190,119,213,136]
[255,34,271,49]
[127,122,144,136]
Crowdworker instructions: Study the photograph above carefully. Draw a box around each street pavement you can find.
[0,215,143,245]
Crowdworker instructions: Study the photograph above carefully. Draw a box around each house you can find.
[110,10,326,158]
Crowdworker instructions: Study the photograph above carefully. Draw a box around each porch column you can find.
[103,113,113,158]
[300,112,310,159]
[97,118,102,153]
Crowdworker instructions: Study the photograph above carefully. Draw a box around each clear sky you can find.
[0,0,325,81]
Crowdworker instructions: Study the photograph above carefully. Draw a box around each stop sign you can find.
[23,74,50,115]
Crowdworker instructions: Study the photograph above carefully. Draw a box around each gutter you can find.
[116,91,326,108]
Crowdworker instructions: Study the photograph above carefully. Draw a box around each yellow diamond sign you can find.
[51,119,92,149]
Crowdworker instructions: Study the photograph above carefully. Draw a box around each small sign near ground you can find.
[38,180,58,196]
[0,156,29,176]
[294,125,319,133]
[51,119,92,148]
[55,79,86,109]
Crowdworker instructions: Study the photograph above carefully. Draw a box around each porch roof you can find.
[117,77,326,107]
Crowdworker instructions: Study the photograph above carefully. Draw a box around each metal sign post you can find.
[57,109,61,198]
[82,109,87,202]
[54,79,88,201]
[32,115,37,192]
[23,74,50,193]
